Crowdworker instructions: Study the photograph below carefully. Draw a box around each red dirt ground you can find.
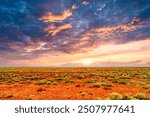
[0,78,150,100]
[0,67,150,100]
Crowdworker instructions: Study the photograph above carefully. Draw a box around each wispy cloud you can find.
[0,0,150,66]
[82,1,89,6]
[39,10,72,23]
[44,24,72,36]
[81,18,148,45]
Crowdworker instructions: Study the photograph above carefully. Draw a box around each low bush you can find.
[109,93,122,100]
[91,83,101,88]
[35,80,52,85]
[134,93,148,100]
[64,78,75,83]
[122,94,135,100]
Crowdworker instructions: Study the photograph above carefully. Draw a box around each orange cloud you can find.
[14,38,150,66]
[72,39,150,66]
[72,4,77,10]
[82,1,89,5]
[24,42,47,53]
[96,18,143,32]
[81,18,145,43]
[39,10,72,22]
[44,24,72,36]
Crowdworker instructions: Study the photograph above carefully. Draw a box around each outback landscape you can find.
[0,1,150,100]
[0,67,150,100]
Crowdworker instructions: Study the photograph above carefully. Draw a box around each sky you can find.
[0,0,150,67]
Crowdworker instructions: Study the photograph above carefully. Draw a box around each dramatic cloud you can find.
[81,18,150,45]
[0,0,150,66]
[44,24,72,36]
[39,10,72,23]
[82,1,89,6]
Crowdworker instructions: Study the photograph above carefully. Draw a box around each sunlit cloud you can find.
[0,0,150,66]
[82,1,89,5]
[39,10,72,23]
[6,38,149,67]
[72,4,77,10]
[24,42,47,53]
[44,24,72,36]
[81,17,147,45]
[80,39,150,66]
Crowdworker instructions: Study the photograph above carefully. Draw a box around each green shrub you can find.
[46,80,53,85]
[109,93,122,100]
[64,78,75,83]
[35,80,52,85]
[91,83,101,88]
[84,79,97,83]
[122,94,135,100]
[134,93,148,100]
[100,82,114,87]
[112,79,127,84]
[56,77,64,81]
[72,74,84,79]
[142,84,150,89]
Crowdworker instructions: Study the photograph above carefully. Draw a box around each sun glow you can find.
[81,59,94,66]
